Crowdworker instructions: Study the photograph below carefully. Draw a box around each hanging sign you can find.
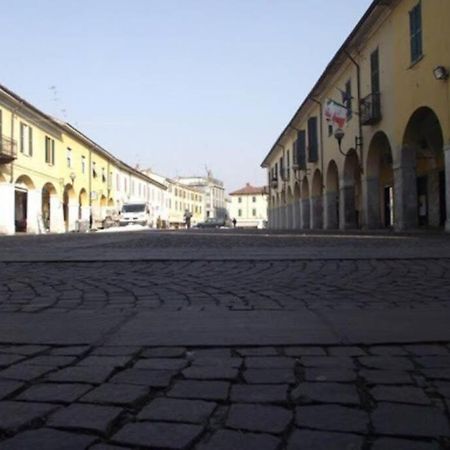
[324,99,347,129]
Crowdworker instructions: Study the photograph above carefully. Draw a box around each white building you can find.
[229,183,268,229]
[176,170,226,219]
[140,169,170,228]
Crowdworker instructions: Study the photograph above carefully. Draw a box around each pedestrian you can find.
[232,217,237,228]
[184,210,192,229]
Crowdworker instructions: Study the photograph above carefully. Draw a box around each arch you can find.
[14,175,36,232]
[399,106,446,228]
[366,131,394,228]
[311,170,323,229]
[63,184,77,231]
[41,182,57,232]
[325,161,339,229]
[78,188,89,222]
[312,170,323,197]
[301,176,310,199]
[108,198,114,207]
[15,174,35,190]
[0,172,6,183]
[300,176,310,229]
[79,189,89,206]
[100,195,107,207]
[341,149,362,229]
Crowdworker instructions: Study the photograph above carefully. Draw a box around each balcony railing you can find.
[0,135,17,164]
[280,167,290,182]
[270,177,278,189]
[360,92,381,125]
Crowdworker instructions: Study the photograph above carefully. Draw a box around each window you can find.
[307,117,319,162]
[44,136,55,164]
[102,168,106,183]
[409,2,422,63]
[252,209,256,217]
[343,80,352,119]
[296,130,307,169]
[116,174,120,191]
[252,196,256,203]
[66,148,72,168]
[370,48,380,93]
[238,209,242,217]
[238,197,242,203]
[92,161,97,178]
[81,156,86,174]
[20,123,33,156]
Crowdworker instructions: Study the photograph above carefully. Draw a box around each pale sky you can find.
[2,0,372,192]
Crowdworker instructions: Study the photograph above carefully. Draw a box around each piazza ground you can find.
[0,229,449,449]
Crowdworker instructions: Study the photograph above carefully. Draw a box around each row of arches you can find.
[269,107,447,231]
[13,175,113,233]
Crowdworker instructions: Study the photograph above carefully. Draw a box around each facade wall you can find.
[263,0,450,232]
[229,193,268,228]
[167,180,203,227]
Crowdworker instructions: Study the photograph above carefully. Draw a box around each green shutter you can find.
[307,117,319,163]
[296,130,307,170]
[29,128,33,157]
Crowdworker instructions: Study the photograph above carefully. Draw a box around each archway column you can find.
[393,155,418,230]
[292,200,299,229]
[287,203,293,229]
[364,175,381,229]
[445,145,450,232]
[300,199,310,229]
[0,182,15,235]
[324,191,338,229]
[310,195,323,229]
[339,180,357,230]
[50,195,65,233]
[67,200,79,232]
[27,189,41,234]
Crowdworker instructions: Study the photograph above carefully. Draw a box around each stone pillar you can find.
[310,196,323,229]
[292,201,298,229]
[394,156,418,230]
[364,176,381,229]
[27,189,41,234]
[339,183,357,230]
[287,203,293,229]
[324,191,338,229]
[0,182,15,235]
[68,201,79,232]
[81,206,91,222]
[445,146,450,232]
[50,195,65,233]
[301,199,310,229]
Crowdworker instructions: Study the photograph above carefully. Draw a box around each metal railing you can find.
[0,135,17,164]
[360,92,381,125]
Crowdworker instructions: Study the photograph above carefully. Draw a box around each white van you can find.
[119,202,150,227]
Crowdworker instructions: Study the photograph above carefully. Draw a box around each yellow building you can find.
[262,0,450,232]
[0,84,158,234]
[167,179,204,228]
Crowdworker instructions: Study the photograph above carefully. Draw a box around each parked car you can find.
[196,217,231,229]
[119,202,150,227]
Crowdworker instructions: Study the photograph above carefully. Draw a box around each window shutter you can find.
[29,128,33,157]
[51,140,55,165]
[292,140,298,165]
[296,130,307,170]
[307,117,319,163]
[20,123,25,153]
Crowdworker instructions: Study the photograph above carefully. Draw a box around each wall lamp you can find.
[69,172,76,184]
[334,127,363,160]
[433,66,449,81]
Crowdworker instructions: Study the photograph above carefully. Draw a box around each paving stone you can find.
[230,384,288,403]
[0,354,25,366]
[112,421,203,449]
[168,380,230,401]
[301,356,354,368]
[404,345,449,356]
[433,381,450,398]
[291,382,360,405]
[0,380,23,399]
[110,368,175,387]
[182,366,239,380]
[370,346,408,356]
[371,385,431,405]
[90,445,126,450]
[284,346,327,356]
[237,347,278,356]
[191,348,231,358]
[141,347,186,358]
[415,356,450,368]
[328,346,366,356]
[23,356,77,367]
[304,368,357,382]
[0,401,57,431]
[77,355,132,368]
[372,403,449,437]
[243,368,296,384]
[226,403,292,434]
[134,358,187,370]
[0,345,50,356]
[245,356,295,369]
[191,357,242,368]
[0,363,55,381]
[295,404,369,433]
[139,397,216,423]
[0,428,96,450]
[49,346,89,356]
[359,356,415,371]
[17,383,92,404]
[47,403,122,434]
[371,437,440,450]
[287,429,363,450]
[360,369,412,385]
[46,366,115,384]
[198,429,280,450]
[80,382,148,406]
[91,346,140,356]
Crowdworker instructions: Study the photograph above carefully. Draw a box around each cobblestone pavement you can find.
[0,230,449,449]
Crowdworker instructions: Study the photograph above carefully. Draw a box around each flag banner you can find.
[324,99,347,129]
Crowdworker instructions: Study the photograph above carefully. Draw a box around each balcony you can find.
[280,167,290,182]
[360,92,381,125]
[270,177,278,189]
[0,135,17,164]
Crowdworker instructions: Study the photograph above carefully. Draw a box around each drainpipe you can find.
[308,97,325,185]
[344,50,364,173]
